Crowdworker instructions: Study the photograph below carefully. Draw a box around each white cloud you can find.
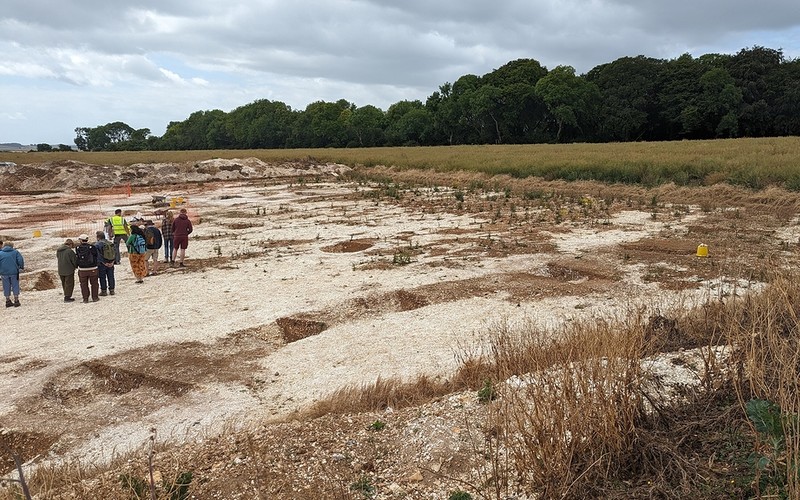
[1,0,799,144]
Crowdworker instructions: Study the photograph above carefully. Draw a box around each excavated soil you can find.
[1,157,800,498]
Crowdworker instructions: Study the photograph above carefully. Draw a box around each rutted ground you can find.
[1,159,798,495]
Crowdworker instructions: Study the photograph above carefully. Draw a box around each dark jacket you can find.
[75,242,98,270]
[144,226,163,250]
[56,244,78,276]
[171,213,193,238]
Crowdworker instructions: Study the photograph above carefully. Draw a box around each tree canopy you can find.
[73,46,800,151]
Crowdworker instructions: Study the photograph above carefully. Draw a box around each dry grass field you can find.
[0,143,799,498]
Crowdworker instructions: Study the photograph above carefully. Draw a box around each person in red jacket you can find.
[171,208,193,267]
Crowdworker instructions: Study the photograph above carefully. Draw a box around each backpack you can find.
[101,240,116,261]
[76,243,97,267]
[144,226,163,249]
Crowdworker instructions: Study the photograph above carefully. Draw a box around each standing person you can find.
[126,225,148,283]
[171,208,193,267]
[105,209,130,265]
[0,241,24,307]
[143,220,163,275]
[95,231,116,296]
[75,234,100,303]
[161,210,174,264]
[56,239,78,302]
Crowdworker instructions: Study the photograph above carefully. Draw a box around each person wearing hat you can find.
[56,238,78,302]
[0,241,24,307]
[143,220,163,275]
[75,234,100,303]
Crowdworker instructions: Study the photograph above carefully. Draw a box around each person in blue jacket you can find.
[0,241,25,307]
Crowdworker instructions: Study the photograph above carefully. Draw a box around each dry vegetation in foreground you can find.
[2,268,799,499]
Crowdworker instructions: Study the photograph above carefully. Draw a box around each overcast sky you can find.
[2,1,799,145]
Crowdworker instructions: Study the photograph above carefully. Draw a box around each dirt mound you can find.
[0,158,351,192]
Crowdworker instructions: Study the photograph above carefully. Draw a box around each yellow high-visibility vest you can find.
[109,215,129,236]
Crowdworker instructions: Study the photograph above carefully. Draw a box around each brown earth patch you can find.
[0,429,58,475]
[226,221,264,230]
[620,238,699,255]
[275,317,328,343]
[29,271,57,291]
[321,238,375,253]
[256,238,317,250]
[82,361,194,396]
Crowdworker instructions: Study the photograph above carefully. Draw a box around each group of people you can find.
[56,207,194,303]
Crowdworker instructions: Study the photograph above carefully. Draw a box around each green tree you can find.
[227,100,293,148]
[654,54,706,139]
[384,100,432,146]
[586,56,663,141]
[349,105,386,147]
[534,66,600,142]
[725,46,783,136]
[291,100,352,147]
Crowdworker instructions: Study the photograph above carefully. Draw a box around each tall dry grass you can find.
[723,272,800,498]
[461,270,800,498]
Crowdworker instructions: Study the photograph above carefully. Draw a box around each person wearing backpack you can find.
[94,231,116,296]
[56,238,78,302]
[126,224,148,283]
[143,220,163,276]
[75,234,100,303]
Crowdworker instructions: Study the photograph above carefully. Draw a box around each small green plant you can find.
[350,475,376,498]
[164,471,193,500]
[369,419,386,431]
[119,473,148,499]
[454,190,465,202]
[393,251,412,265]
[448,490,473,500]
[477,379,496,404]
[746,398,795,496]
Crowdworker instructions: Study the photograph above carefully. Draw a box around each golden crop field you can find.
[5,136,800,189]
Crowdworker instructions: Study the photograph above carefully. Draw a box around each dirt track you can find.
[1,158,797,478]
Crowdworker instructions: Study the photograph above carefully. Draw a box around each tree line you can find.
[73,46,800,151]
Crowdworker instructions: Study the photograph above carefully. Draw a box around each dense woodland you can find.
[72,46,800,151]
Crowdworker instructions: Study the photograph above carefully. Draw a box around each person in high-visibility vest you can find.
[104,209,130,265]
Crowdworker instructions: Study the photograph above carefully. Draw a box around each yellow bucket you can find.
[33,229,42,237]
[696,243,709,257]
